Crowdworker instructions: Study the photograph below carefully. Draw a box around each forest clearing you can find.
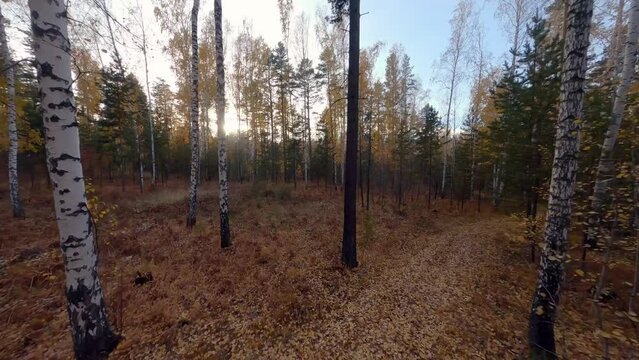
[1,181,637,359]
[2,0,639,358]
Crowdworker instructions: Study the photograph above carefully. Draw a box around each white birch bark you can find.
[215,0,231,247]
[29,0,119,356]
[1,6,25,218]
[585,0,639,247]
[307,93,312,185]
[528,1,593,358]
[186,0,200,227]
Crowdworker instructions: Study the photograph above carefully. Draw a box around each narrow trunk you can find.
[1,7,25,218]
[442,68,457,197]
[585,0,639,249]
[29,0,119,356]
[304,88,310,185]
[215,0,231,248]
[237,105,242,183]
[134,122,144,193]
[629,104,639,314]
[141,20,156,188]
[528,1,593,358]
[268,75,276,182]
[608,0,627,76]
[342,0,359,268]
[366,112,372,211]
[186,0,200,227]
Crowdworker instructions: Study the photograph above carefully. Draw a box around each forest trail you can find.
[259,217,507,358]
[136,205,531,359]
[2,185,637,359]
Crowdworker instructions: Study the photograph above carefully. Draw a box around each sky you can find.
[5,0,514,134]
[196,0,510,133]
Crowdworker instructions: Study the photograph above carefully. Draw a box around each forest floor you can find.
[1,180,639,359]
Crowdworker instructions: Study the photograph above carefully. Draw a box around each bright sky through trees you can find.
[5,0,510,134]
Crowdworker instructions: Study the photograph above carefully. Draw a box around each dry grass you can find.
[1,180,638,359]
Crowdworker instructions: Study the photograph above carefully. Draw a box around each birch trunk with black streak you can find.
[528,0,593,358]
[215,0,231,248]
[342,0,359,268]
[29,0,119,357]
[186,0,200,227]
[1,6,25,218]
[584,0,639,249]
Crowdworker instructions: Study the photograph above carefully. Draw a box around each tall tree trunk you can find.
[237,104,242,183]
[342,0,360,268]
[304,88,310,186]
[134,122,144,193]
[584,0,639,249]
[141,22,157,188]
[215,0,231,248]
[366,112,372,211]
[1,6,25,218]
[528,1,593,358]
[186,0,200,227]
[629,120,639,313]
[268,75,276,182]
[442,69,457,198]
[29,0,120,357]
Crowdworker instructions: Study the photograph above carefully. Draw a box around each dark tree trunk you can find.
[366,112,372,211]
[342,0,360,268]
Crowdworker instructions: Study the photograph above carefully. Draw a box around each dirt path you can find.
[145,215,521,359]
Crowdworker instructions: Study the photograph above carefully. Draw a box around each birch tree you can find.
[215,0,231,247]
[1,5,25,218]
[496,0,537,69]
[28,0,119,357]
[528,0,594,357]
[186,0,200,227]
[131,0,157,188]
[584,0,639,249]
[438,0,472,198]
